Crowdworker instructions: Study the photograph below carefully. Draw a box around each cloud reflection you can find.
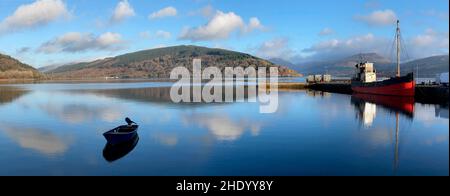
[364,127,393,147]
[151,132,178,146]
[1,124,72,155]
[185,114,263,141]
[414,104,449,127]
[424,134,449,146]
[39,103,122,124]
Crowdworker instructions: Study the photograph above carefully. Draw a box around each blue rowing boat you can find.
[103,124,139,145]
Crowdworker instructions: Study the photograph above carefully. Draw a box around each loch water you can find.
[0,82,448,176]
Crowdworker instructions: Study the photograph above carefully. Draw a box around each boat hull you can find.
[103,125,139,145]
[352,93,415,117]
[351,73,415,96]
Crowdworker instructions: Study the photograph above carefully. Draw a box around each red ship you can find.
[351,20,415,97]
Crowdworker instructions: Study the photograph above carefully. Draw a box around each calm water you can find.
[0,82,448,176]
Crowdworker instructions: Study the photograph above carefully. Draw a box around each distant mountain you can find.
[0,53,42,79]
[293,53,449,77]
[340,53,391,66]
[294,53,392,77]
[398,55,449,77]
[45,45,300,78]
[38,64,64,73]
[269,58,296,68]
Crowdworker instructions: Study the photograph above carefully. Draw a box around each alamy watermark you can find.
[170,59,279,113]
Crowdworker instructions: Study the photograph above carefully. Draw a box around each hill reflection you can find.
[0,86,29,105]
[71,86,258,105]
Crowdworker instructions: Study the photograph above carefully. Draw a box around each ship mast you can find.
[394,112,399,173]
[396,20,401,77]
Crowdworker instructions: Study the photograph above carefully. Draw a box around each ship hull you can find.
[351,73,415,96]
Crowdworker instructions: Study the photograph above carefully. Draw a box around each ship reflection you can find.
[305,89,331,98]
[435,104,449,119]
[351,93,415,126]
[103,134,139,162]
[352,98,377,128]
[351,93,415,175]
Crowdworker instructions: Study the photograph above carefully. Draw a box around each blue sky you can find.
[0,0,448,68]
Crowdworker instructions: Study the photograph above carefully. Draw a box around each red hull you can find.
[351,73,416,96]
[352,93,415,116]
[352,80,415,96]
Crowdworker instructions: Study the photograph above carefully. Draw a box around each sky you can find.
[0,0,448,68]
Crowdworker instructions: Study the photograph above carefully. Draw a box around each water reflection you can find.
[151,132,178,146]
[352,100,377,127]
[40,102,123,124]
[0,82,447,175]
[103,134,139,162]
[0,124,72,155]
[393,113,400,174]
[72,86,258,105]
[306,89,331,98]
[76,87,174,104]
[184,113,263,141]
[350,93,415,175]
[435,104,449,119]
[351,93,414,126]
[0,86,29,105]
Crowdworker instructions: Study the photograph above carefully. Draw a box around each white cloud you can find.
[412,29,436,46]
[155,30,172,39]
[97,32,123,46]
[37,32,126,53]
[409,29,449,58]
[302,33,390,60]
[149,6,177,20]
[319,28,335,36]
[301,30,449,61]
[179,11,244,41]
[0,0,70,34]
[110,0,135,23]
[179,11,264,41]
[254,38,296,60]
[355,9,397,26]
[245,17,265,32]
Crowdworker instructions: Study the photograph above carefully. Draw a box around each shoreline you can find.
[0,76,303,84]
[1,79,447,104]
